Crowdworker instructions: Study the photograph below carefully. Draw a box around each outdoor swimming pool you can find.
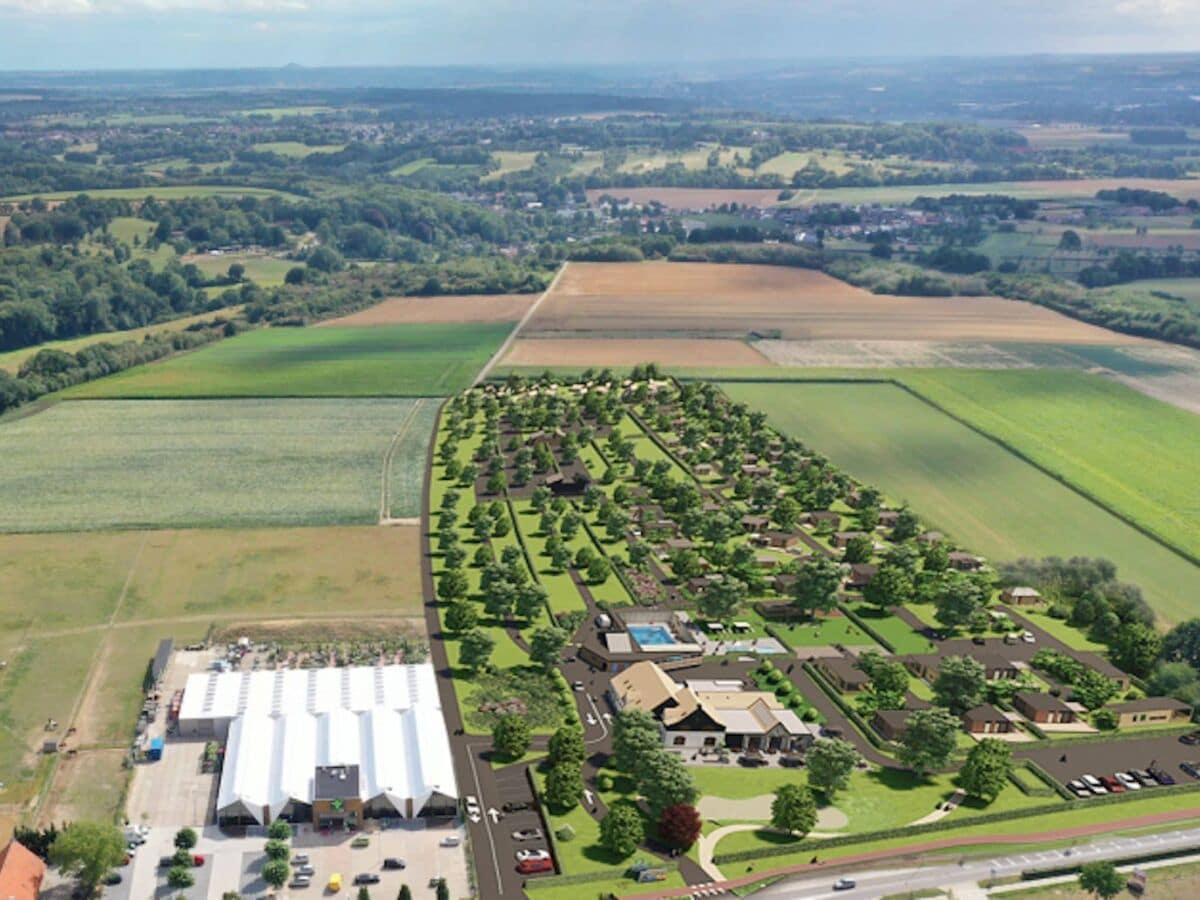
[628,623,677,648]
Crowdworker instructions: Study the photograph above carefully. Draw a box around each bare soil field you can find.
[504,337,770,367]
[318,293,535,326]
[526,262,1142,343]
[586,186,785,210]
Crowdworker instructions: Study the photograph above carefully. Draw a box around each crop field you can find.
[251,141,347,157]
[899,369,1200,563]
[0,398,435,531]
[503,336,770,367]
[0,185,301,202]
[0,306,242,373]
[720,381,1200,623]
[182,252,296,286]
[525,262,1139,343]
[318,293,532,326]
[64,322,512,398]
[481,150,539,180]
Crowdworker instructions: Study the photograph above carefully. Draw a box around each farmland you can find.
[181,252,297,286]
[318,293,535,326]
[64,322,514,398]
[0,398,435,531]
[720,381,1200,623]
[503,337,770,367]
[524,262,1142,343]
[251,140,347,157]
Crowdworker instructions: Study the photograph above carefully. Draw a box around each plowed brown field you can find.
[317,293,535,326]
[504,337,770,367]
[524,262,1141,343]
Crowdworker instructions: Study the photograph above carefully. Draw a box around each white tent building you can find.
[178,665,457,826]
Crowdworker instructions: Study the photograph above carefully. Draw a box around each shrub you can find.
[168,867,195,889]
[267,820,292,841]
[555,824,576,842]
[264,839,290,861]
[595,774,614,791]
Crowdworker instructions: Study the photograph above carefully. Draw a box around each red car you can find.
[516,857,553,875]
[1099,776,1124,794]
[192,855,206,867]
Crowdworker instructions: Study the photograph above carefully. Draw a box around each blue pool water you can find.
[628,624,676,647]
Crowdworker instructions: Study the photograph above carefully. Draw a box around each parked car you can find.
[326,874,342,892]
[1180,762,1200,779]
[779,755,805,768]
[104,872,122,886]
[1149,768,1176,786]
[1115,772,1141,791]
[1067,780,1091,798]
[516,849,551,863]
[971,636,986,646]
[1178,732,1200,746]
[382,858,406,870]
[1081,774,1108,795]
[512,828,543,842]
[439,835,462,847]
[464,795,481,818]
[288,876,311,889]
[158,857,176,868]
[294,865,315,877]
[516,857,554,875]
[1131,770,1157,788]
[192,855,205,867]
[502,800,531,813]
[1021,631,1036,643]
[292,854,309,866]
[572,681,584,691]
[353,874,381,885]
[833,878,857,891]
[738,754,767,767]
[1100,776,1124,793]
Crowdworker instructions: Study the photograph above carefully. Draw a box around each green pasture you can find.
[0,398,435,531]
[64,322,514,398]
[481,151,539,181]
[899,369,1200,563]
[721,381,1200,624]
[185,253,296,286]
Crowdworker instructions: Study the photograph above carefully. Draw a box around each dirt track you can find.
[317,293,535,326]
[527,262,1143,344]
[504,337,771,367]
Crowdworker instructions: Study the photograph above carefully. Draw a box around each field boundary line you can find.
[379,399,425,524]
[473,262,568,386]
[701,373,1200,581]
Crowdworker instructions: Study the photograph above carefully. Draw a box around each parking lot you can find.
[104,822,470,900]
[1021,732,1200,796]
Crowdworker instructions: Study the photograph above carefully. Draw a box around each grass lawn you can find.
[0,398,435,531]
[185,253,297,287]
[845,603,936,655]
[511,500,589,615]
[899,369,1200,564]
[721,382,1200,624]
[65,322,514,398]
[761,612,878,648]
[0,306,242,374]
[1019,610,1106,652]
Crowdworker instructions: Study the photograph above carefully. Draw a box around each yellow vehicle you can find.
[326,873,342,892]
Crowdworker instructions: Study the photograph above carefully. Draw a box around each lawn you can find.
[0,306,242,374]
[65,323,513,398]
[721,382,1200,624]
[845,603,937,655]
[0,398,435,531]
[185,253,297,287]
[511,500,589,615]
[1018,610,1106,652]
[899,369,1200,564]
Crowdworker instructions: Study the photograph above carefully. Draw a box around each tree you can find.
[435,878,449,900]
[1078,861,1124,899]
[529,626,569,671]
[842,534,873,564]
[770,784,818,836]
[444,599,478,633]
[958,738,1013,802]
[862,564,914,610]
[697,577,747,621]
[267,819,292,841]
[458,628,494,674]
[48,821,126,894]
[358,887,371,900]
[586,555,611,584]
[613,709,662,773]
[544,762,583,811]
[1058,229,1083,251]
[493,714,531,761]
[1110,622,1162,678]
[514,583,548,623]
[872,659,910,697]
[168,866,196,889]
[437,568,468,602]
[398,886,413,900]
[261,859,290,890]
[773,496,801,531]
[805,737,860,798]
[892,507,920,541]
[1162,619,1200,668]
[264,839,290,860]
[791,556,845,619]
[657,803,703,848]
[933,655,987,715]
[638,751,698,818]
[932,572,987,630]
[486,470,506,495]
[598,805,644,858]
[547,721,585,769]
[174,827,198,850]
[669,549,703,581]
[1073,669,1119,710]
[898,707,960,776]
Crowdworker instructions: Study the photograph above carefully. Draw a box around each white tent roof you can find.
[208,666,457,823]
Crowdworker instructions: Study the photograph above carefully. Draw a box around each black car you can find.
[353,874,381,885]
[382,858,406,870]
[104,872,122,886]
[1179,732,1200,746]
[779,755,805,768]
[1180,761,1200,780]
[502,800,532,813]
[1149,768,1176,786]
[738,754,767,767]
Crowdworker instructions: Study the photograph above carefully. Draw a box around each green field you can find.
[64,322,513,398]
[481,150,540,181]
[0,185,300,202]
[899,369,1200,562]
[252,141,347,158]
[185,253,296,286]
[0,398,435,531]
[721,382,1200,623]
[779,177,1200,207]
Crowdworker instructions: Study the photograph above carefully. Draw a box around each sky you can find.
[0,0,1198,71]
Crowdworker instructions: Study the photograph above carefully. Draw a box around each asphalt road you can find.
[751,826,1200,899]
